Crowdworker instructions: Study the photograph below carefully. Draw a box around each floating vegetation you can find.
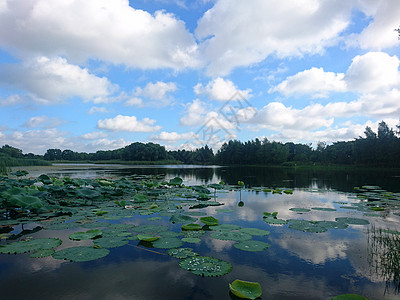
[152,237,184,249]
[134,225,169,233]
[0,238,62,254]
[290,208,311,213]
[312,207,337,212]
[93,236,129,248]
[229,279,262,299]
[200,216,219,226]
[335,217,370,225]
[209,224,241,231]
[179,256,232,277]
[182,237,201,243]
[169,214,197,224]
[182,223,203,231]
[234,240,270,252]
[180,230,206,238]
[53,246,110,262]
[137,234,159,242]
[167,247,198,259]
[210,231,252,242]
[69,229,103,241]
[239,228,270,236]
[29,248,55,258]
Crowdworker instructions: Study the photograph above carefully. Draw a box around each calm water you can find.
[2,164,400,300]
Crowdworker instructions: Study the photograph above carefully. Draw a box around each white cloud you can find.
[345,52,400,92]
[23,116,62,128]
[81,132,108,140]
[0,0,199,70]
[88,107,110,114]
[82,138,130,152]
[349,0,400,50]
[132,81,177,106]
[196,0,352,75]
[194,77,251,101]
[96,115,162,132]
[0,56,116,104]
[151,131,197,142]
[269,67,346,98]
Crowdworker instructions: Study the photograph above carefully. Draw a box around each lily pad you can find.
[263,218,287,225]
[133,193,148,203]
[167,247,198,259]
[210,231,252,242]
[290,208,311,213]
[179,256,232,277]
[53,246,110,262]
[0,238,62,254]
[335,217,370,225]
[169,177,183,186]
[200,216,219,226]
[182,223,203,231]
[134,224,169,233]
[209,224,241,231]
[152,237,184,249]
[234,240,270,252]
[331,294,369,300]
[93,236,129,248]
[311,207,337,212]
[30,249,55,258]
[69,229,103,241]
[169,214,197,224]
[229,279,262,299]
[239,228,270,236]
[182,237,201,243]
[137,234,159,242]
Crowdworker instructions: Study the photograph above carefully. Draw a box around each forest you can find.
[1,121,400,169]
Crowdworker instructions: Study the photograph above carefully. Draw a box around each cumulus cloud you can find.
[269,67,346,98]
[131,81,177,106]
[0,56,117,104]
[96,115,162,132]
[23,116,62,128]
[349,0,400,50]
[0,0,199,70]
[151,131,197,142]
[194,77,251,101]
[81,131,108,140]
[88,107,110,114]
[196,0,352,75]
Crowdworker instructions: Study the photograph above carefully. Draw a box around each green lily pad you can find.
[167,247,198,259]
[134,224,169,233]
[335,217,370,225]
[331,294,369,300]
[182,237,201,243]
[152,237,184,249]
[229,279,262,299]
[30,249,55,258]
[200,216,219,226]
[181,230,206,238]
[93,236,129,248]
[290,208,311,213]
[209,224,241,231]
[69,229,103,241]
[169,214,197,224]
[234,240,270,252]
[53,246,110,262]
[169,177,183,185]
[133,193,148,203]
[263,218,287,225]
[0,238,62,254]
[182,223,203,231]
[137,234,159,242]
[288,220,328,233]
[179,256,232,277]
[239,228,270,236]
[210,231,252,241]
[312,207,337,212]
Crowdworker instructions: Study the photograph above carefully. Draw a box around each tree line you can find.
[1,120,399,167]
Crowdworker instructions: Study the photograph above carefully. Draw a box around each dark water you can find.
[2,165,400,300]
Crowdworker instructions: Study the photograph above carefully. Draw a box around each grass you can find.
[0,153,51,174]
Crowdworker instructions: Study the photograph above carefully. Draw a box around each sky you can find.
[0,0,399,155]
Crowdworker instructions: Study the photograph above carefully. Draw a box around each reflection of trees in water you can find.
[368,226,400,294]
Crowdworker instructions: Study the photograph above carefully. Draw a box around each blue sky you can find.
[0,0,399,154]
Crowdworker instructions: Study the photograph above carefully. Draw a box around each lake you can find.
[1,164,400,300]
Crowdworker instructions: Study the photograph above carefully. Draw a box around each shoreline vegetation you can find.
[1,121,400,173]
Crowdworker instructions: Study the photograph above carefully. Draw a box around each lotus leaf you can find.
[180,230,206,238]
[167,247,198,259]
[263,218,287,225]
[290,208,311,213]
[0,238,62,254]
[152,237,184,249]
[169,177,183,185]
[7,194,44,210]
[93,236,129,248]
[288,220,328,233]
[183,211,207,216]
[312,207,337,212]
[30,249,55,258]
[75,188,101,199]
[208,183,224,190]
[133,193,148,203]
[239,228,270,236]
[229,279,262,299]
[331,294,369,300]
[182,237,201,243]
[147,217,162,221]
[53,246,110,262]
[210,231,252,241]
[134,224,169,233]
[182,223,203,231]
[169,214,197,224]
[335,217,370,225]
[159,231,181,238]
[137,234,159,242]
[234,240,270,252]
[200,216,219,226]
[179,256,232,277]
[209,224,241,231]
[69,229,103,241]
[190,185,211,194]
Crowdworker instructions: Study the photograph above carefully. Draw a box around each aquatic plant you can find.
[229,279,262,299]
[179,256,232,277]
